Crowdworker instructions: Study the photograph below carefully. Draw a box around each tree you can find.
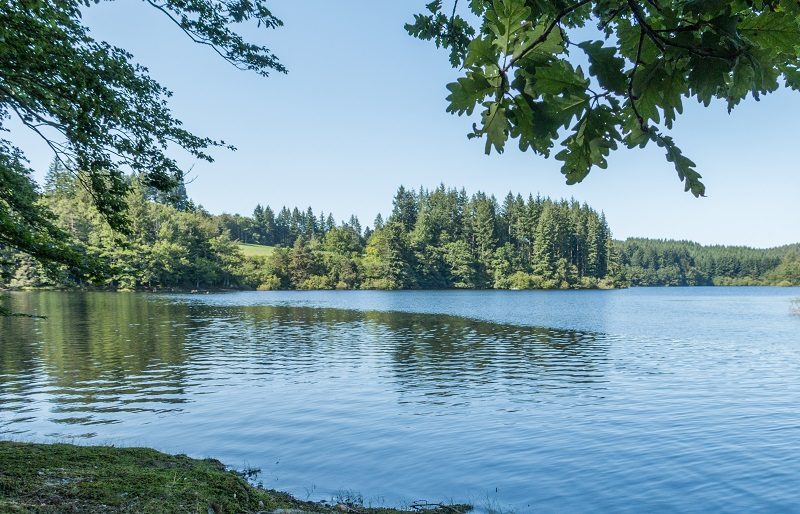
[304,207,318,237]
[323,225,362,256]
[43,158,75,196]
[443,240,478,288]
[407,0,800,196]
[148,172,192,211]
[768,254,800,285]
[389,186,419,230]
[347,215,363,239]
[289,236,314,287]
[465,192,498,284]
[586,213,603,278]
[1,0,284,270]
[361,222,414,289]
[325,213,336,233]
[0,149,89,272]
[615,238,794,286]
[532,202,558,280]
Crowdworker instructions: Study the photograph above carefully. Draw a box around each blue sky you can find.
[16,1,800,247]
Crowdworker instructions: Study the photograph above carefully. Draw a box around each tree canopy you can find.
[5,177,798,292]
[406,0,800,196]
[3,0,799,284]
[0,0,284,269]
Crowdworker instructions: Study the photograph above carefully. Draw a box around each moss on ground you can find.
[0,441,470,514]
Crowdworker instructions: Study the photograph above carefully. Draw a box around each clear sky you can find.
[15,1,800,247]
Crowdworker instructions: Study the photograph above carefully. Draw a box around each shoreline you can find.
[0,441,470,513]
[4,279,800,295]
[0,282,624,293]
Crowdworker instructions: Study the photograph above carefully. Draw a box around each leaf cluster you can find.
[407,0,800,196]
[0,0,284,269]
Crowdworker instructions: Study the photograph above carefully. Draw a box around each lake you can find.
[1,288,799,513]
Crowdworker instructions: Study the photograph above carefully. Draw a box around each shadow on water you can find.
[1,292,611,430]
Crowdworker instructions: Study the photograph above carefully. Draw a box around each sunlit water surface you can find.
[2,288,799,513]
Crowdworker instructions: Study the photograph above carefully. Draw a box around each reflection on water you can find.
[1,293,192,434]
[2,290,800,513]
[1,293,613,427]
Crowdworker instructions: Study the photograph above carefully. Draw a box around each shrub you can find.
[299,275,333,290]
[256,275,281,291]
[360,278,397,290]
[508,272,543,290]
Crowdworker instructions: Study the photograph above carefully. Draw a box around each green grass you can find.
[238,243,276,258]
[0,441,470,513]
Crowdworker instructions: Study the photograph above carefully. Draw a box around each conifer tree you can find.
[532,203,558,280]
[390,186,418,231]
[289,237,314,288]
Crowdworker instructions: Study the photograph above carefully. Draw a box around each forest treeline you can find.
[617,239,800,287]
[1,162,798,291]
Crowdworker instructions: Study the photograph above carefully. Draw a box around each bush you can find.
[598,277,623,289]
[540,278,561,289]
[299,275,333,290]
[508,272,543,290]
[360,278,397,290]
[256,274,281,291]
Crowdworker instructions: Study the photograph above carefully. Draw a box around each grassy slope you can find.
[238,243,277,258]
[0,441,469,514]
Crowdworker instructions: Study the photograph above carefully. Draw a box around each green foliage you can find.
[7,180,795,293]
[2,172,246,291]
[361,221,415,290]
[289,236,316,287]
[405,0,477,66]
[766,253,800,286]
[408,0,800,195]
[299,274,334,290]
[0,154,90,274]
[257,274,282,291]
[506,271,543,290]
[223,185,617,291]
[443,240,478,288]
[617,238,799,286]
[0,0,284,270]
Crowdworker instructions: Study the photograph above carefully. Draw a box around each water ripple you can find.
[1,289,799,513]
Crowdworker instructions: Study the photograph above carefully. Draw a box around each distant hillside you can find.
[616,238,800,286]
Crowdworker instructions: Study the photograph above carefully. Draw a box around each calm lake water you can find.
[2,288,799,513]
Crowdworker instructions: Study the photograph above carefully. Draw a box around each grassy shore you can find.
[0,441,469,514]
